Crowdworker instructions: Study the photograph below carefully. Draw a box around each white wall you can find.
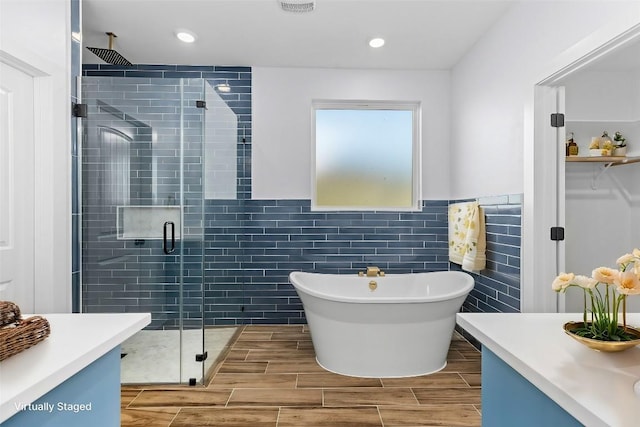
[452,1,640,312]
[0,0,71,312]
[564,70,640,312]
[565,70,640,155]
[451,1,640,200]
[253,67,450,201]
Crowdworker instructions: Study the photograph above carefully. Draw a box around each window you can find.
[312,100,420,210]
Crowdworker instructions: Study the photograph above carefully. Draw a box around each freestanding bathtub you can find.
[289,270,474,378]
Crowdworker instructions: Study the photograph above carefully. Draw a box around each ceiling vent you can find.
[279,0,315,13]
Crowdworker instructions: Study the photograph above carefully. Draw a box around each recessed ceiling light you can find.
[369,38,385,48]
[215,84,231,93]
[176,30,196,43]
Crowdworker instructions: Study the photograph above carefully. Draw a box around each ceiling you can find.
[81,0,514,70]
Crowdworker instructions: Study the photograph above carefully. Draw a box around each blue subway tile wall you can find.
[81,64,523,326]
[229,199,450,325]
[453,194,522,313]
[81,65,250,328]
[79,75,210,328]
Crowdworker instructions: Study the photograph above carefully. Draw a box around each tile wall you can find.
[80,64,521,327]
[80,66,250,328]
[209,199,451,325]
[80,77,208,328]
[454,195,522,313]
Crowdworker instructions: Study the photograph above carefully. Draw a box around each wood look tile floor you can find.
[121,325,481,427]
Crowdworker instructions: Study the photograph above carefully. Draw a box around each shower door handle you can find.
[163,221,175,254]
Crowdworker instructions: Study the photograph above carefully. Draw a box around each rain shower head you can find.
[86,32,133,66]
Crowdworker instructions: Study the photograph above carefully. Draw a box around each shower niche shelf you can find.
[116,206,182,240]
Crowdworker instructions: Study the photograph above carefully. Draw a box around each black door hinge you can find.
[195,351,208,362]
[550,113,565,128]
[550,226,565,241]
[196,100,207,109]
[72,103,88,118]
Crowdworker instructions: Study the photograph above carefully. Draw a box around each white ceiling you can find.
[81,0,514,70]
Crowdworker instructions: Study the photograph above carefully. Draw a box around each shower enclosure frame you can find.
[79,76,215,385]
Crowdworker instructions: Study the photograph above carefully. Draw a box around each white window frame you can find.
[311,99,421,211]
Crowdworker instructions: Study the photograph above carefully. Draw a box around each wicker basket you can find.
[0,315,51,362]
[0,301,21,327]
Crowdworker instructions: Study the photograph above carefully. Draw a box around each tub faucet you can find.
[365,266,384,277]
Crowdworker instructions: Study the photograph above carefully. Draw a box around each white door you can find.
[0,62,36,310]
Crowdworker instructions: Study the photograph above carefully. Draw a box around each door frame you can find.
[524,21,640,313]
[0,49,71,313]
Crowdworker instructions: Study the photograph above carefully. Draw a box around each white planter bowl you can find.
[613,147,627,156]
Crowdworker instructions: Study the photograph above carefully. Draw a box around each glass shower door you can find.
[81,77,205,384]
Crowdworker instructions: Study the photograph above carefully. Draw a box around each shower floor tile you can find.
[120,327,237,384]
[121,325,482,427]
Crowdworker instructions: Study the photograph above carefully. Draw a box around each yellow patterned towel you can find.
[448,201,486,272]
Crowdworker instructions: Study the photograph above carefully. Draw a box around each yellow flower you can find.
[592,267,619,285]
[615,271,640,295]
[633,248,640,258]
[552,273,575,292]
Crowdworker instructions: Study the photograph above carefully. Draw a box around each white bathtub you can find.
[289,270,474,378]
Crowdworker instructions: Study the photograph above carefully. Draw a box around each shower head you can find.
[86,32,133,66]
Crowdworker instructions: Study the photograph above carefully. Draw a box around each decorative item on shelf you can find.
[566,132,578,156]
[552,249,640,352]
[0,300,51,361]
[613,131,627,156]
[601,131,614,155]
[589,131,614,156]
[589,136,602,156]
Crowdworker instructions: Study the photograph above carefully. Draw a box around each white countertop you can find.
[457,312,640,427]
[0,313,150,422]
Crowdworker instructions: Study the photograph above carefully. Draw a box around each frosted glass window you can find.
[312,101,420,210]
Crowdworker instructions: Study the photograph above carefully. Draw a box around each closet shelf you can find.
[565,156,640,166]
[566,156,640,190]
